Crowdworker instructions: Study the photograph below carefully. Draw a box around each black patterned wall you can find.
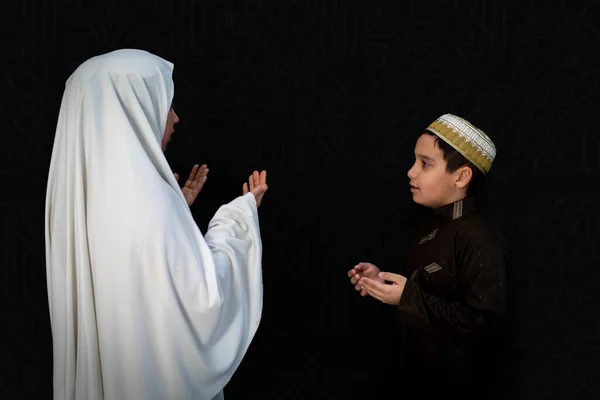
[1,1,599,399]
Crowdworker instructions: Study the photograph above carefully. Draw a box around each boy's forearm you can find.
[397,279,502,337]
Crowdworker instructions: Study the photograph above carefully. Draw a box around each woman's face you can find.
[162,107,180,151]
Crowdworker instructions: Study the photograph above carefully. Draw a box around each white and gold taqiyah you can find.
[425,113,496,175]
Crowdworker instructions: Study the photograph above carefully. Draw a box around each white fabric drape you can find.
[45,49,263,400]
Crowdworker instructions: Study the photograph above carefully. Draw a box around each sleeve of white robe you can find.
[202,192,264,376]
[155,191,263,399]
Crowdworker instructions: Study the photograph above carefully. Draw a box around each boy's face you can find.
[407,133,469,208]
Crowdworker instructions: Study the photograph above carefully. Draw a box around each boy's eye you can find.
[422,161,429,167]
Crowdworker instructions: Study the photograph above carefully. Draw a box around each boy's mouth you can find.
[410,184,419,191]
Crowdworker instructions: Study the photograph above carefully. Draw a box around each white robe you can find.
[45,49,263,400]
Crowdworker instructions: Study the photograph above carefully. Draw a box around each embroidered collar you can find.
[433,197,477,220]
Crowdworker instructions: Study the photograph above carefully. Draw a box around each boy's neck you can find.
[432,196,477,220]
[432,193,468,210]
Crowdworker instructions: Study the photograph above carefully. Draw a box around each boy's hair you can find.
[423,131,485,195]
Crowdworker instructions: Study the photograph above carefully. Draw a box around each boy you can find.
[348,114,508,398]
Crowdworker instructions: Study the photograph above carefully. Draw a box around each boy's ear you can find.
[454,166,473,189]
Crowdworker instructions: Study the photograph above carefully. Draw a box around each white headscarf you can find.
[45,49,263,400]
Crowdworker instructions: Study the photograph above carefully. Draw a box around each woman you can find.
[45,49,267,400]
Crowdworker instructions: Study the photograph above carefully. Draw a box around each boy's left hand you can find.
[359,272,407,305]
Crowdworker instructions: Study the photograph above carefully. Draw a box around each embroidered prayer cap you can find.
[425,113,496,175]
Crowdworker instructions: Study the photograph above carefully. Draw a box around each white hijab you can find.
[45,49,263,400]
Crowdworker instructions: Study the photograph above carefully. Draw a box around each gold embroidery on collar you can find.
[452,200,463,220]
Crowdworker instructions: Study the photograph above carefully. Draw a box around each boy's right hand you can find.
[347,262,383,297]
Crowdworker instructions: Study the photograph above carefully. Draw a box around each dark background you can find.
[1,1,599,399]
